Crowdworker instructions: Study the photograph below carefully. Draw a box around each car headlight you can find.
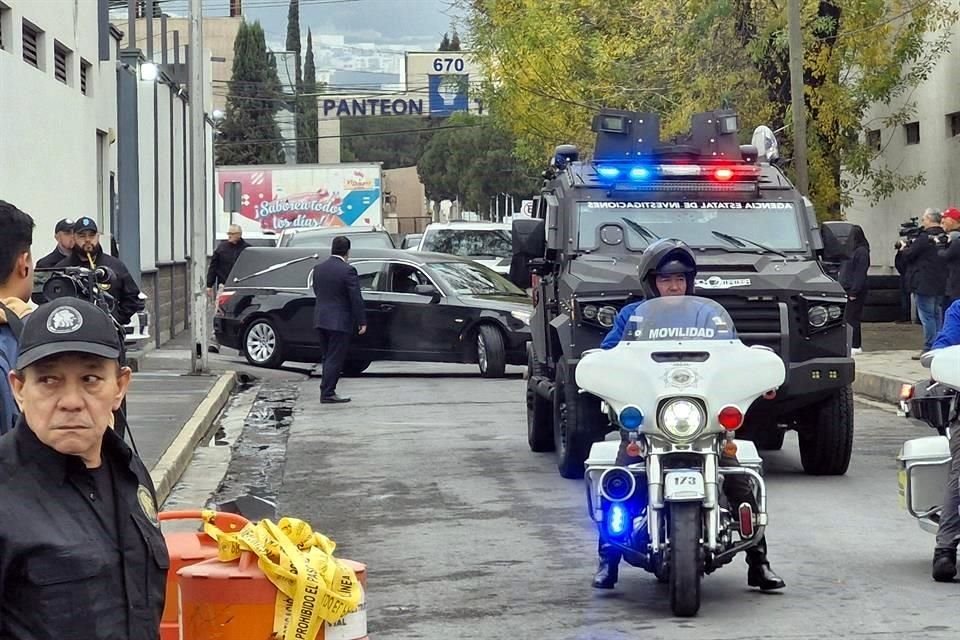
[657,398,706,442]
[827,305,842,321]
[582,305,598,320]
[808,305,828,328]
[511,310,531,324]
[597,305,617,328]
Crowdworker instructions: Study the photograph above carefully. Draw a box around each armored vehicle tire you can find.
[755,429,785,451]
[526,344,554,452]
[242,318,285,369]
[799,385,854,475]
[552,362,602,479]
[477,325,507,378]
[669,502,702,617]
[342,360,372,376]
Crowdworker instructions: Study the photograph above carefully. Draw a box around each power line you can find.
[214,121,485,146]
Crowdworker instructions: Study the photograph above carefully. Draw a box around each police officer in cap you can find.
[57,217,145,326]
[0,298,167,639]
[592,239,786,592]
[35,218,76,269]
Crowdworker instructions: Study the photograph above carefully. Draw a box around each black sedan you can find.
[214,248,532,377]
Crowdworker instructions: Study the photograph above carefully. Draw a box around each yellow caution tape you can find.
[200,510,364,640]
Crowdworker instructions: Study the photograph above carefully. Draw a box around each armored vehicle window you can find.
[577,202,804,252]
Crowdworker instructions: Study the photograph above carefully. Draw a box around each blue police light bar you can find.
[595,165,654,182]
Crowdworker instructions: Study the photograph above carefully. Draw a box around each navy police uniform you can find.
[0,299,168,639]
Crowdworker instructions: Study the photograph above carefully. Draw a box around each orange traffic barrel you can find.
[158,510,249,640]
[178,550,368,640]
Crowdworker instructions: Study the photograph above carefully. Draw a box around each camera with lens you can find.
[894,217,922,250]
[33,266,118,322]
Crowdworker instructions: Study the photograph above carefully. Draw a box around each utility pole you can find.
[189,0,209,373]
[788,0,809,195]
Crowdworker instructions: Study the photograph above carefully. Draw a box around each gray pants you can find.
[935,433,960,549]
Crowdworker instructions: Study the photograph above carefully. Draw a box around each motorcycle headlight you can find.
[657,398,706,442]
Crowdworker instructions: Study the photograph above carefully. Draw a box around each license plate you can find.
[664,470,705,501]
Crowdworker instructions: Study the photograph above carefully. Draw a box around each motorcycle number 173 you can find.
[664,470,706,501]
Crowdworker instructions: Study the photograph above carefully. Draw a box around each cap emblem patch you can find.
[47,307,84,334]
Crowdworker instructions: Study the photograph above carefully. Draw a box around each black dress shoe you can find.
[747,564,786,590]
[592,560,619,589]
[932,548,957,582]
[321,395,351,404]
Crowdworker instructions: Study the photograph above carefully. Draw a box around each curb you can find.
[852,369,913,405]
[150,372,237,505]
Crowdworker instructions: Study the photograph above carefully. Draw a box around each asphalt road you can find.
[227,362,959,639]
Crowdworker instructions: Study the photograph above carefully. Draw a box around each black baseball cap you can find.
[73,217,98,234]
[54,218,75,233]
[15,298,121,370]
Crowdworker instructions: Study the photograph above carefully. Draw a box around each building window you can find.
[54,41,71,84]
[948,112,960,138]
[0,2,10,52]
[866,129,881,151]
[21,20,41,69]
[905,122,920,145]
[80,59,91,95]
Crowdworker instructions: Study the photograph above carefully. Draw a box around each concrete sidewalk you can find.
[124,335,236,506]
[851,323,930,404]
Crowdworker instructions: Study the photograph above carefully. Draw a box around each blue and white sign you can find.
[428,74,469,116]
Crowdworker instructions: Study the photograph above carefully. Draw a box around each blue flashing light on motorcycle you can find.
[606,503,630,537]
[619,405,644,430]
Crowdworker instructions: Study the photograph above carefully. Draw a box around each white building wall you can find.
[0,0,118,250]
[845,13,960,272]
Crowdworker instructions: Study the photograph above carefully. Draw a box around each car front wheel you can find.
[242,318,285,368]
[477,325,507,378]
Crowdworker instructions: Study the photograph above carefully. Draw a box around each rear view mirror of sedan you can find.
[414,283,442,302]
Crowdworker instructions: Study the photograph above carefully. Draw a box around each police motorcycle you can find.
[896,346,960,534]
[578,295,784,616]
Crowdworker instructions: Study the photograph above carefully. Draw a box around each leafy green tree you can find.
[417,114,538,215]
[469,0,958,218]
[215,21,285,166]
[341,116,435,169]
[449,31,461,51]
[439,32,451,51]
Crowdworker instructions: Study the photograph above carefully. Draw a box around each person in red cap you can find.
[938,207,960,309]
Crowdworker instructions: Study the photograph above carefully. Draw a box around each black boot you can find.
[932,548,957,582]
[746,538,786,591]
[593,542,620,589]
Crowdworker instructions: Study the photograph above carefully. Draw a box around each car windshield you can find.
[577,201,804,252]
[429,261,525,296]
[287,231,393,249]
[619,296,738,343]
[421,228,512,259]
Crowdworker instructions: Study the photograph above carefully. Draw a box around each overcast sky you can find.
[244,0,466,51]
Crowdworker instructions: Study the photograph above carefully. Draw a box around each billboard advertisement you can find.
[216,164,382,233]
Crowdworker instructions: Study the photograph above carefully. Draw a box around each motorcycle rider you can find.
[593,238,786,592]
[928,299,960,581]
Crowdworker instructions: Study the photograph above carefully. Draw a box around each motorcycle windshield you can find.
[620,296,737,344]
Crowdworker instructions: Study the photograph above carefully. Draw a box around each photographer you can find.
[900,208,947,357]
[938,207,960,309]
[56,218,144,325]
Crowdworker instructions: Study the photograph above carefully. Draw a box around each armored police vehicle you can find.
[513,108,854,479]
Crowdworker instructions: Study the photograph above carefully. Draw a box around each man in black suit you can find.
[311,236,367,403]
